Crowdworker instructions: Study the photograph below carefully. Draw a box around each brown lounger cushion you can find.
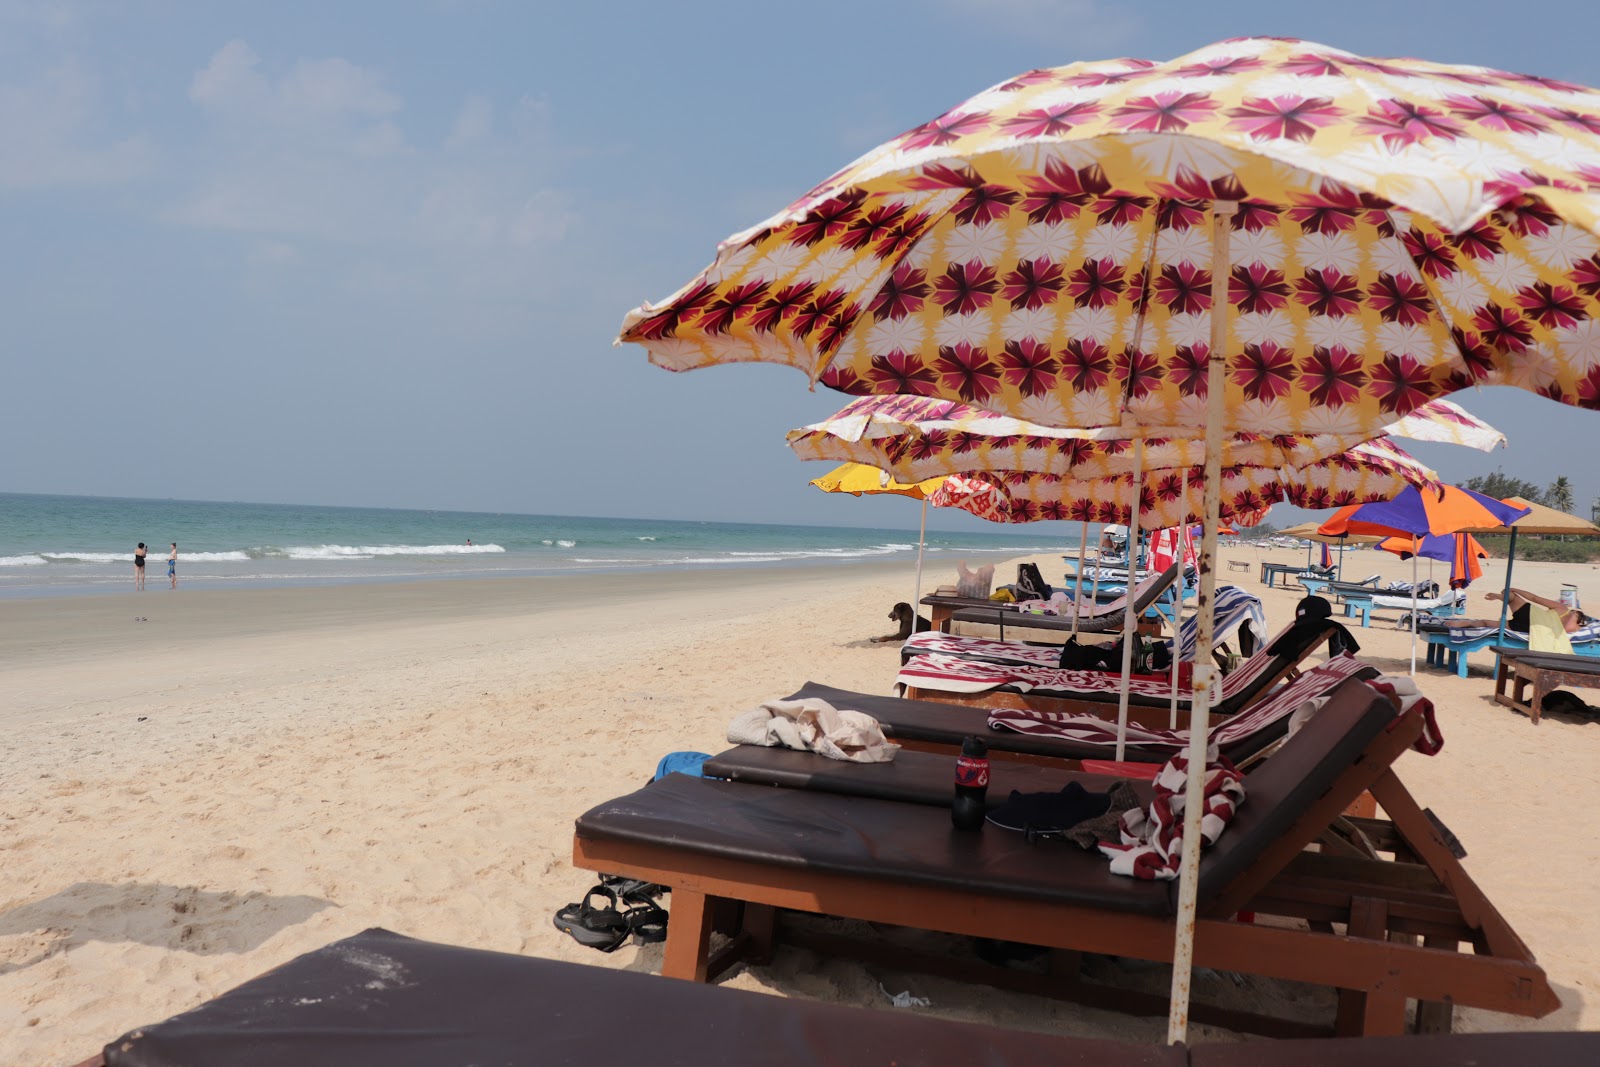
[703,744,1149,809]
[576,677,1396,916]
[98,928,1169,1067]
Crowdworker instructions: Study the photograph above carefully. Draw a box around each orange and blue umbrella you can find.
[1378,533,1488,589]
[1320,485,1529,540]
[1324,487,1525,672]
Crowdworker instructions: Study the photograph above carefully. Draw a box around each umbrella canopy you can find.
[1320,484,1531,538]
[808,462,944,499]
[1379,532,1489,587]
[789,394,1501,482]
[935,437,1439,526]
[620,37,1600,439]
[1467,496,1600,536]
[1277,521,1385,545]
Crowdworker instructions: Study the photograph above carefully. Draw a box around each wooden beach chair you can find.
[943,562,1182,638]
[72,928,1592,1065]
[897,616,1339,719]
[728,655,1376,771]
[901,585,1264,666]
[573,678,1558,1037]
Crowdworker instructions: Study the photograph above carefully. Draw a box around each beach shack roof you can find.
[1465,497,1600,537]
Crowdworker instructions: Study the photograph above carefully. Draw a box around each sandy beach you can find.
[4,545,1599,1063]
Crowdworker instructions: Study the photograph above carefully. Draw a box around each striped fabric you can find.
[899,615,1290,699]
[984,655,1373,750]
[1442,620,1600,644]
[901,586,1265,669]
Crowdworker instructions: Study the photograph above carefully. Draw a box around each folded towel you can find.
[728,698,899,763]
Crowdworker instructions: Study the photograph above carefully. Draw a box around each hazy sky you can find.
[4,0,1599,533]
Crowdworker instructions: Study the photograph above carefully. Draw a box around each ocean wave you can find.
[0,554,48,567]
[539,539,577,548]
[637,536,657,541]
[280,543,507,560]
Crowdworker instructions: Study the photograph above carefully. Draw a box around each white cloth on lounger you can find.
[728,698,899,763]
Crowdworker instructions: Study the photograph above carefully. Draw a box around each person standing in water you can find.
[134,543,147,590]
[168,543,178,589]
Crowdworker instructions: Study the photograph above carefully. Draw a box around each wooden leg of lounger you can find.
[1413,934,1457,1034]
[743,903,777,964]
[662,889,714,983]
[1334,896,1407,1037]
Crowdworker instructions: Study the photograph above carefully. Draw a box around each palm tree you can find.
[1547,476,1575,515]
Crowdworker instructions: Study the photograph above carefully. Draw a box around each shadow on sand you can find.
[0,881,334,975]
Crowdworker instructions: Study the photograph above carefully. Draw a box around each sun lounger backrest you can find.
[1193,676,1396,908]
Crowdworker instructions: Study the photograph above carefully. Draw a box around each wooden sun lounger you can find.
[947,562,1182,638]
[780,680,1316,767]
[73,928,1592,1065]
[899,619,1338,720]
[574,679,1558,1038]
[1493,647,1600,724]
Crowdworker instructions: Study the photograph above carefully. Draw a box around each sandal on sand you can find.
[553,886,630,952]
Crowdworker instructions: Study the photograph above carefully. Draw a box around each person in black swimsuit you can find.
[134,542,147,591]
[1488,588,1591,633]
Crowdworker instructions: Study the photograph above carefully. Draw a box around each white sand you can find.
[3,547,1597,1062]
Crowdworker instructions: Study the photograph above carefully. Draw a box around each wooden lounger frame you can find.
[572,706,1556,1039]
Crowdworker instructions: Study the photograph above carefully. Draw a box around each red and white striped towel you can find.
[1100,747,1244,881]
[897,644,1277,700]
[984,654,1372,750]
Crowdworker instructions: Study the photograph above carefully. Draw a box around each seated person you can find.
[1486,588,1593,633]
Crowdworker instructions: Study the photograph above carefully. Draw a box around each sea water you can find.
[0,493,1069,598]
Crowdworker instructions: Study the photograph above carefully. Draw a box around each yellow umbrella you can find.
[808,463,951,615]
[808,463,944,499]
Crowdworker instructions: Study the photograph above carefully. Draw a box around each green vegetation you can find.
[1547,476,1575,515]
[1460,470,1546,504]
[1477,534,1600,564]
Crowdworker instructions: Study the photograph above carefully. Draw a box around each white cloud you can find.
[0,56,152,188]
[171,40,575,266]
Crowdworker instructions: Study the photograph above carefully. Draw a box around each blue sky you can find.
[4,0,1599,532]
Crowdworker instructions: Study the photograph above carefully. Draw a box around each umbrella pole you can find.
[1114,440,1145,762]
[1168,199,1235,1044]
[1410,550,1419,675]
[1071,521,1088,640]
[1497,527,1519,635]
[913,498,928,618]
[1169,560,1183,730]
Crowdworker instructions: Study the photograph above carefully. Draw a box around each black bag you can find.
[1016,562,1050,601]
[1058,634,1124,671]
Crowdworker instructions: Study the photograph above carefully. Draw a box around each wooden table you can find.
[1493,648,1600,724]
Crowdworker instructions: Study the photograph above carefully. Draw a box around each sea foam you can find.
[282,543,506,560]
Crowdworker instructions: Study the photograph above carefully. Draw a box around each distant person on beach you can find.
[466,539,472,546]
[134,543,146,590]
[168,543,178,589]
[1487,587,1592,633]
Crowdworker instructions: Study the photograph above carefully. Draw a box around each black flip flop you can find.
[553,885,631,952]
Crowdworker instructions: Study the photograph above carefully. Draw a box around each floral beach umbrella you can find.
[619,37,1600,1040]
[930,437,1441,527]
[788,393,1501,482]
[619,38,1600,438]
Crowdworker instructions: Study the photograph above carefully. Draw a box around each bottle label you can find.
[955,756,990,788]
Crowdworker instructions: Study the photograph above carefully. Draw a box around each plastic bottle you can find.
[952,736,990,831]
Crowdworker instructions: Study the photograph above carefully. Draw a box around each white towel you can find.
[727,698,899,763]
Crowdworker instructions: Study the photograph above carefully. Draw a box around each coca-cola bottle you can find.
[951,736,990,831]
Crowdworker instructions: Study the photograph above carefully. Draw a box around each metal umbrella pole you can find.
[1410,547,1420,675]
[1496,527,1521,635]
[1168,200,1235,1043]
[913,497,928,617]
[1071,521,1089,640]
[1113,439,1146,763]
